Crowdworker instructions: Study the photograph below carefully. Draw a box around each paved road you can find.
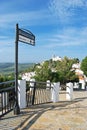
[0,91,87,130]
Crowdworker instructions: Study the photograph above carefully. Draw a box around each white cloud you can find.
[0,38,14,44]
[42,27,87,48]
[0,9,53,29]
[49,0,87,22]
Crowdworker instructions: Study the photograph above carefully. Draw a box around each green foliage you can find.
[0,63,35,89]
[81,56,87,76]
[34,61,52,82]
[49,72,59,82]
[0,58,80,87]
[0,63,35,75]
[34,57,79,83]
[0,73,15,89]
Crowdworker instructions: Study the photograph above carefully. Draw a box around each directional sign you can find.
[14,24,35,114]
[18,29,35,45]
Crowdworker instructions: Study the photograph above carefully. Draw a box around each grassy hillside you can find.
[0,63,35,75]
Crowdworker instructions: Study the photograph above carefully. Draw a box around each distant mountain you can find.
[0,63,35,75]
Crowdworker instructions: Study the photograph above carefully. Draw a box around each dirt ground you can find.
[0,90,87,130]
[28,91,87,130]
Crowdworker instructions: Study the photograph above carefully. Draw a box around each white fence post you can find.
[18,80,26,109]
[46,80,50,90]
[30,78,35,91]
[2,92,8,107]
[82,81,85,90]
[73,82,79,89]
[51,82,60,103]
[66,82,73,101]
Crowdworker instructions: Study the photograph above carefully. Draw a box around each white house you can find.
[71,63,86,89]
[52,55,62,61]
[22,72,35,81]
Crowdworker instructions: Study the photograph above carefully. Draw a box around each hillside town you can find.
[21,56,87,90]
[21,55,63,80]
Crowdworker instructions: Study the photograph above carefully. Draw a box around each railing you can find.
[0,79,83,118]
[0,80,15,117]
[26,81,52,106]
[0,80,52,117]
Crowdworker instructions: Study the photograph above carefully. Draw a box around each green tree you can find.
[49,72,59,82]
[34,57,79,83]
[34,61,51,81]
[81,56,87,76]
[55,57,79,83]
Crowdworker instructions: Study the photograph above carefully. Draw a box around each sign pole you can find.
[14,23,35,115]
[14,23,20,114]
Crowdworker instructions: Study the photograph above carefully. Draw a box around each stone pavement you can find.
[0,91,87,130]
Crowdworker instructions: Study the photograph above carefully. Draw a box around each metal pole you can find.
[32,82,36,105]
[14,23,20,114]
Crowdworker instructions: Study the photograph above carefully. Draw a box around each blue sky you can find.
[0,0,87,63]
